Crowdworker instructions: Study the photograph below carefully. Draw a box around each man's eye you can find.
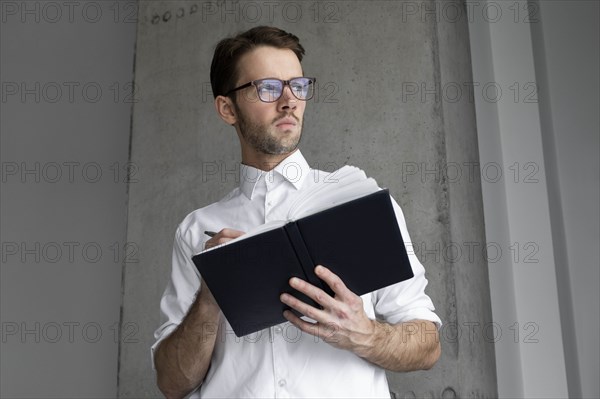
[292,85,309,97]
[260,84,278,92]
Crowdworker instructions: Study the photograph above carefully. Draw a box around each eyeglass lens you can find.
[256,78,314,102]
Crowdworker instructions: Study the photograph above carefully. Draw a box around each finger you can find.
[283,310,322,338]
[217,228,245,239]
[204,238,231,249]
[283,310,340,343]
[280,292,327,323]
[204,228,245,249]
[204,238,224,249]
[288,276,337,309]
[282,309,317,333]
[314,265,354,302]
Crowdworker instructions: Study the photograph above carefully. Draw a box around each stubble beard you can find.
[235,104,303,156]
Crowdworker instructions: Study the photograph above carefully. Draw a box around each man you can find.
[152,26,441,398]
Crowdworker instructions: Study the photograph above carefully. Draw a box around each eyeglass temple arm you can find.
[224,82,252,96]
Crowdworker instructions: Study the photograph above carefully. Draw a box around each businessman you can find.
[152,26,441,398]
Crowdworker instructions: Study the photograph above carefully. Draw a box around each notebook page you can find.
[286,165,368,217]
[290,178,381,220]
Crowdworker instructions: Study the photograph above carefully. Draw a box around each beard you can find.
[234,103,303,155]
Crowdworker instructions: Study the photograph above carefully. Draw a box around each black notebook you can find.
[192,189,414,337]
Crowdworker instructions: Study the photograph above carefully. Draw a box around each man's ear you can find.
[214,95,237,126]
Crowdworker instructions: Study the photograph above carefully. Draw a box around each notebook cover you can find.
[192,189,414,337]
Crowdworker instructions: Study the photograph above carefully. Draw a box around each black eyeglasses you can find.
[225,77,316,103]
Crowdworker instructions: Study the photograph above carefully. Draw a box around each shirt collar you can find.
[239,150,311,200]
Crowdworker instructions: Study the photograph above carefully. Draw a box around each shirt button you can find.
[278,379,286,387]
[267,201,272,207]
[274,326,283,334]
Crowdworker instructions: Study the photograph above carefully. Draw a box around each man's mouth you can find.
[275,117,298,129]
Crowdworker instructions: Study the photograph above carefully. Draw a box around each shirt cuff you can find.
[384,308,442,329]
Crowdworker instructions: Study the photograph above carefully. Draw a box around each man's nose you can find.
[277,85,297,112]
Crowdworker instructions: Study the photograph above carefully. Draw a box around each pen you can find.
[204,230,217,238]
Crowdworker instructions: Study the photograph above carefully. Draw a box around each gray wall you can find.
[1,1,135,397]
[470,0,599,397]
[531,1,600,397]
[2,0,598,398]
[119,0,495,397]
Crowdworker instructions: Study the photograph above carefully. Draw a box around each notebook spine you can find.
[283,222,328,297]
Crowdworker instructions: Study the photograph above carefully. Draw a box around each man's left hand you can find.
[280,264,376,356]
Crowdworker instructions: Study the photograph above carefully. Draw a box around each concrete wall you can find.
[0,0,135,397]
[119,0,495,397]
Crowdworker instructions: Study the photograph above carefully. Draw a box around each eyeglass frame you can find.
[224,77,317,103]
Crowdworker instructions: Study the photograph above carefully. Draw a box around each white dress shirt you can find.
[152,150,441,398]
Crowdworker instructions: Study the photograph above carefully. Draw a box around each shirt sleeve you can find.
[150,226,202,369]
[372,197,442,328]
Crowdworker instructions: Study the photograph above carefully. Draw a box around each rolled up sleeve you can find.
[373,198,442,328]
[150,226,202,369]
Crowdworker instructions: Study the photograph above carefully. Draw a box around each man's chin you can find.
[261,137,300,155]
[271,128,301,146]
[262,144,299,156]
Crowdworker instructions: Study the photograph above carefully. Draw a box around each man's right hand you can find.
[204,228,245,249]
[200,228,245,308]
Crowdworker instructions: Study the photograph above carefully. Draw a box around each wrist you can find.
[353,319,381,358]
[355,320,393,361]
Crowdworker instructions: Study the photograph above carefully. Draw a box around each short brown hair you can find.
[210,26,305,98]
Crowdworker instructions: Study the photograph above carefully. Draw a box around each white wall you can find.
[469,0,599,397]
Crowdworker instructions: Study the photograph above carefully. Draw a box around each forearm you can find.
[357,319,441,372]
[154,295,220,399]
